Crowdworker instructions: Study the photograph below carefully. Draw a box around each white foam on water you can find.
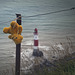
[22,41,33,46]
[21,48,34,72]
[54,44,64,50]
[21,48,33,59]
[39,45,50,51]
[22,40,50,49]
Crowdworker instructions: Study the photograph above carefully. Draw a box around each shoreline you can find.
[24,52,75,75]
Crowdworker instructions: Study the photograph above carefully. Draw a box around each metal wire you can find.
[0,7,75,24]
[22,7,75,18]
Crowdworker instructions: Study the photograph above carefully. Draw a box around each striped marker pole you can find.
[34,28,39,50]
[33,28,43,57]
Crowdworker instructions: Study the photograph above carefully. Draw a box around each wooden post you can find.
[15,14,21,75]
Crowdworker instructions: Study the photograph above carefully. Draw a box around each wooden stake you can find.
[15,14,21,75]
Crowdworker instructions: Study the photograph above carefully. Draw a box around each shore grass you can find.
[27,52,75,75]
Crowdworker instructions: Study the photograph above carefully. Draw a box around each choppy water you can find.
[0,0,75,73]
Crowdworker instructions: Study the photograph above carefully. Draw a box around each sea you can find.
[0,0,75,74]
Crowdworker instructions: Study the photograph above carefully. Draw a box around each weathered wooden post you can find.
[15,14,21,75]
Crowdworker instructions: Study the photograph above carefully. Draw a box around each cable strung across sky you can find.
[15,7,75,21]
[0,7,75,24]
[22,7,75,18]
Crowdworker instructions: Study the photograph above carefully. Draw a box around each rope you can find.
[14,16,21,21]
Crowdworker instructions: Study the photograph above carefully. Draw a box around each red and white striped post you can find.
[34,28,39,50]
[33,28,43,57]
